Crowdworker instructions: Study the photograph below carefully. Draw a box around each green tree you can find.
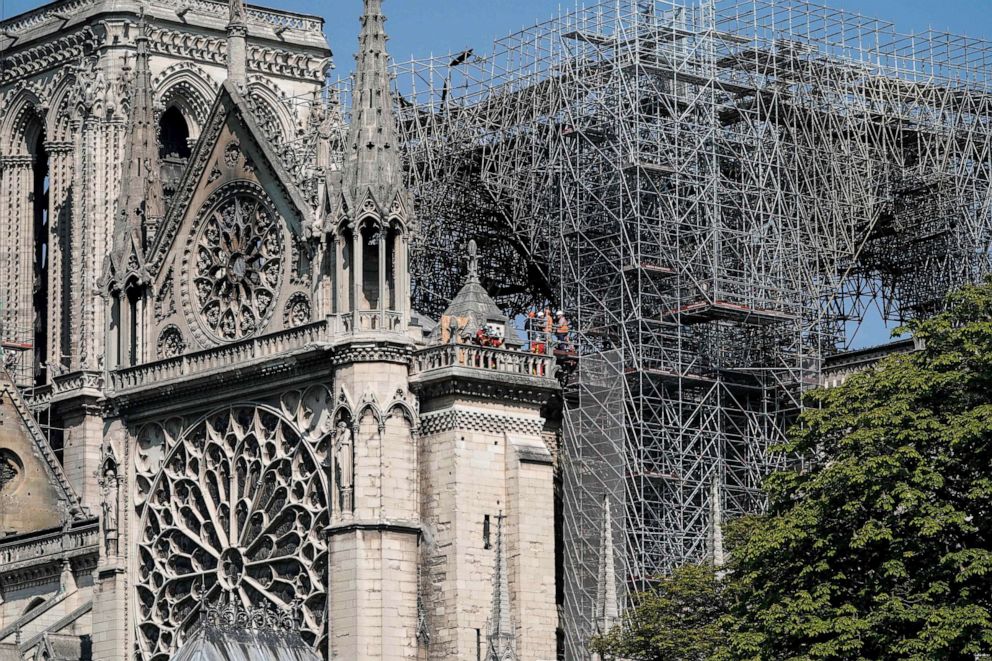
[726,283,992,659]
[589,564,728,660]
[593,283,992,660]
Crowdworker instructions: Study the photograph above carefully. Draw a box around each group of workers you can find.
[527,307,571,354]
[472,323,505,349]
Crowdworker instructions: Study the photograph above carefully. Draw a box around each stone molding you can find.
[325,519,422,538]
[418,407,545,437]
[330,341,413,367]
[0,27,96,84]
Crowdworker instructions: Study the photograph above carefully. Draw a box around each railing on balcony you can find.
[411,344,555,379]
[111,312,415,393]
[111,321,331,392]
[0,521,99,570]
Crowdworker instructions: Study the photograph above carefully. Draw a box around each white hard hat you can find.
[556,310,565,316]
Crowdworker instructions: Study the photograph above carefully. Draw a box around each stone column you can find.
[45,141,76,371]
[328,350,420,660]
[0,155,35,385]
[90,418,129,661]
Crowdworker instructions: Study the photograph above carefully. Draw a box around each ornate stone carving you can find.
[333,419,353,515]
[182,182,284,344]
[1,28,96,84]
[154,270,177,322]
[134,404,329,659]
[98,441,121,557]
[223,140,241,167]
[418,409,545,437]
[283,292,311,328]
[0,449,22,493]
[157,325,186,359]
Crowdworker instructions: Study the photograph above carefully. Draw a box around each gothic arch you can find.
[154,62,217,137]
[385,400,417,430]
[246,77,295,143]
[1,88,47,154]
[46,72,79,144]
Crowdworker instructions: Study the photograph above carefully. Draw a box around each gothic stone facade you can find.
[0,1,560,659]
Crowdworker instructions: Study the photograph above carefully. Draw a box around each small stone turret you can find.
[226,0,248,87]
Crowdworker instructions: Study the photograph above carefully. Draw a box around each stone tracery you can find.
[184,183,284,344]
[134,402,329,660]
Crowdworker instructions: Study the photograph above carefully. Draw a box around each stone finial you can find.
[467,239,480,283]
[338,0,405,212]
[485,512,517,661]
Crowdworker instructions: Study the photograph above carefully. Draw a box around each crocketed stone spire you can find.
[486,512,517,661]
[106,14,163,289]
[227,0,248,86]
[594,497,620,634]
[337,0,406,215]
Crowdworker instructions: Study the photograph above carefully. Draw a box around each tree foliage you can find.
[589,564,727,660]
[594,283,992,660]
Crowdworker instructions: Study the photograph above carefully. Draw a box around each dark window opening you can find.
[386,225,398,310]
[110,296,122,369]
[159,106,191,201]
[361,223,381,310]
[483,514,492,550]
[126,286,140,367]
[32,130,50,386]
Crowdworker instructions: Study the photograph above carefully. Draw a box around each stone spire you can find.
[340,0,404,213]
[594,497,620,634]
[486,512,517,661]
[107,13,163,288]
[227,0,248,86]
[710,474,725,569]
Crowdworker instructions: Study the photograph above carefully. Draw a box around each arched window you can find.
[360,221,380,311]
[159,106,191,199]
[31,129,50,385]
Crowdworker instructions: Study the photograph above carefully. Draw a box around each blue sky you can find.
[312,1,992,75]
[6,0,984,72]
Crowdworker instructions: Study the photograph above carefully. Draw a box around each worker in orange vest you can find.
[555,311,570,346]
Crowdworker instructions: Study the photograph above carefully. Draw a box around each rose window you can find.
[188,188,282,343]
[135,406,328,660]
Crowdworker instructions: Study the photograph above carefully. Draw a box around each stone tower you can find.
[321,0,419,657]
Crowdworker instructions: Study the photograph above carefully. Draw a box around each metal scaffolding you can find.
[393,0,992,657]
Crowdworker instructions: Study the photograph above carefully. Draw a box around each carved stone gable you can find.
[147,81,317,352]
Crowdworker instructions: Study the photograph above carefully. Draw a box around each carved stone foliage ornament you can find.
[134,396,331,660]
[157,326,186,359]
[284,293,312,328]
[183,183,283,344]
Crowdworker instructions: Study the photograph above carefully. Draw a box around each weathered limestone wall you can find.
[328,354,420,660]
[418,396,558,661]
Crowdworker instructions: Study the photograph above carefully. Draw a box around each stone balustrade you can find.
[0,521,99,571]
[111,313,415,393]
[0,0,324,36]
[111,320,330,392]
[21,370,104,411]
[411,344,555,379]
